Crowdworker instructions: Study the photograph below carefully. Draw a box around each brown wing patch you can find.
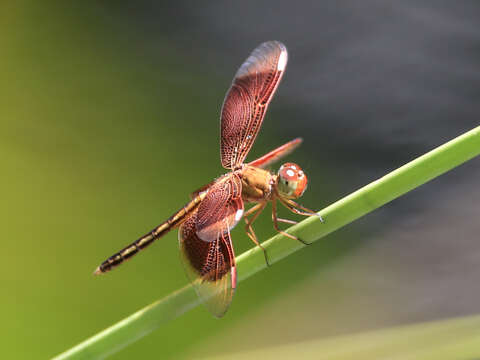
[195,175,243,242]
[178,175,243,317]
[179,209,236,318]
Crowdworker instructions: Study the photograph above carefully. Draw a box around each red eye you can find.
[278,163,308,198]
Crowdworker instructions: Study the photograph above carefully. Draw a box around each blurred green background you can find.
[2,2,480,359]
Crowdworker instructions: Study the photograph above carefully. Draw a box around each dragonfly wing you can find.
[195,175,243,241]
[179,211,236,318]
[221,41,288,169]
[248,138,303,169]
[179,176,243,317]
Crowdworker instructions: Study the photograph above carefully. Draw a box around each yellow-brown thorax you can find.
[238,165,275,203]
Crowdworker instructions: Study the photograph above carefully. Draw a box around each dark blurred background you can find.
[1,1,479,359]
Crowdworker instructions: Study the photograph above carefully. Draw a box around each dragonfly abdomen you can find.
[94,192,206,275]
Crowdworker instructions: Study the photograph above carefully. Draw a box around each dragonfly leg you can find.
[272,198,311,246]
[244,203,270,267]
[276,217,298,225]
[243,202,264,218]
[279,198,324,223]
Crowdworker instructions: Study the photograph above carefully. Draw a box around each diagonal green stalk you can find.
[53,126,480,360]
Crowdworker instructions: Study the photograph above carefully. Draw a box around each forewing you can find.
[248,138,302,169]
[179,208,237,318]
[221,41,288,169]
[178,175,243,317]
[195,175,243,242]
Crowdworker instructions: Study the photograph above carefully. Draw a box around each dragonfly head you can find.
[276,162,308,199]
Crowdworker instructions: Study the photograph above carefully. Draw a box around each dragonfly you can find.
[95,41,322,317]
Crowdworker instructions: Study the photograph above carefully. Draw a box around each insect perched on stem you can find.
[95,41,323,317]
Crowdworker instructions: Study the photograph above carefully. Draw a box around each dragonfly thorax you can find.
[239,165,274,203]
[276,162,308,199]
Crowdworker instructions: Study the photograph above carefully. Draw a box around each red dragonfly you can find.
[95,41,322,317]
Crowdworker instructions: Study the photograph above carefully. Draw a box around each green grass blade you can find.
[53,126,480,359]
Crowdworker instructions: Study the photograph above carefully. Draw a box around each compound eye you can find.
[277,163,308,198]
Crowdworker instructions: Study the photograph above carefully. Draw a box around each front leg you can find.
[243,203,270,266]
[272,198,310,246]
[279,198,324,223]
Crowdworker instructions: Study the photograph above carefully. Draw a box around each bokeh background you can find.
[2,1,480,359]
